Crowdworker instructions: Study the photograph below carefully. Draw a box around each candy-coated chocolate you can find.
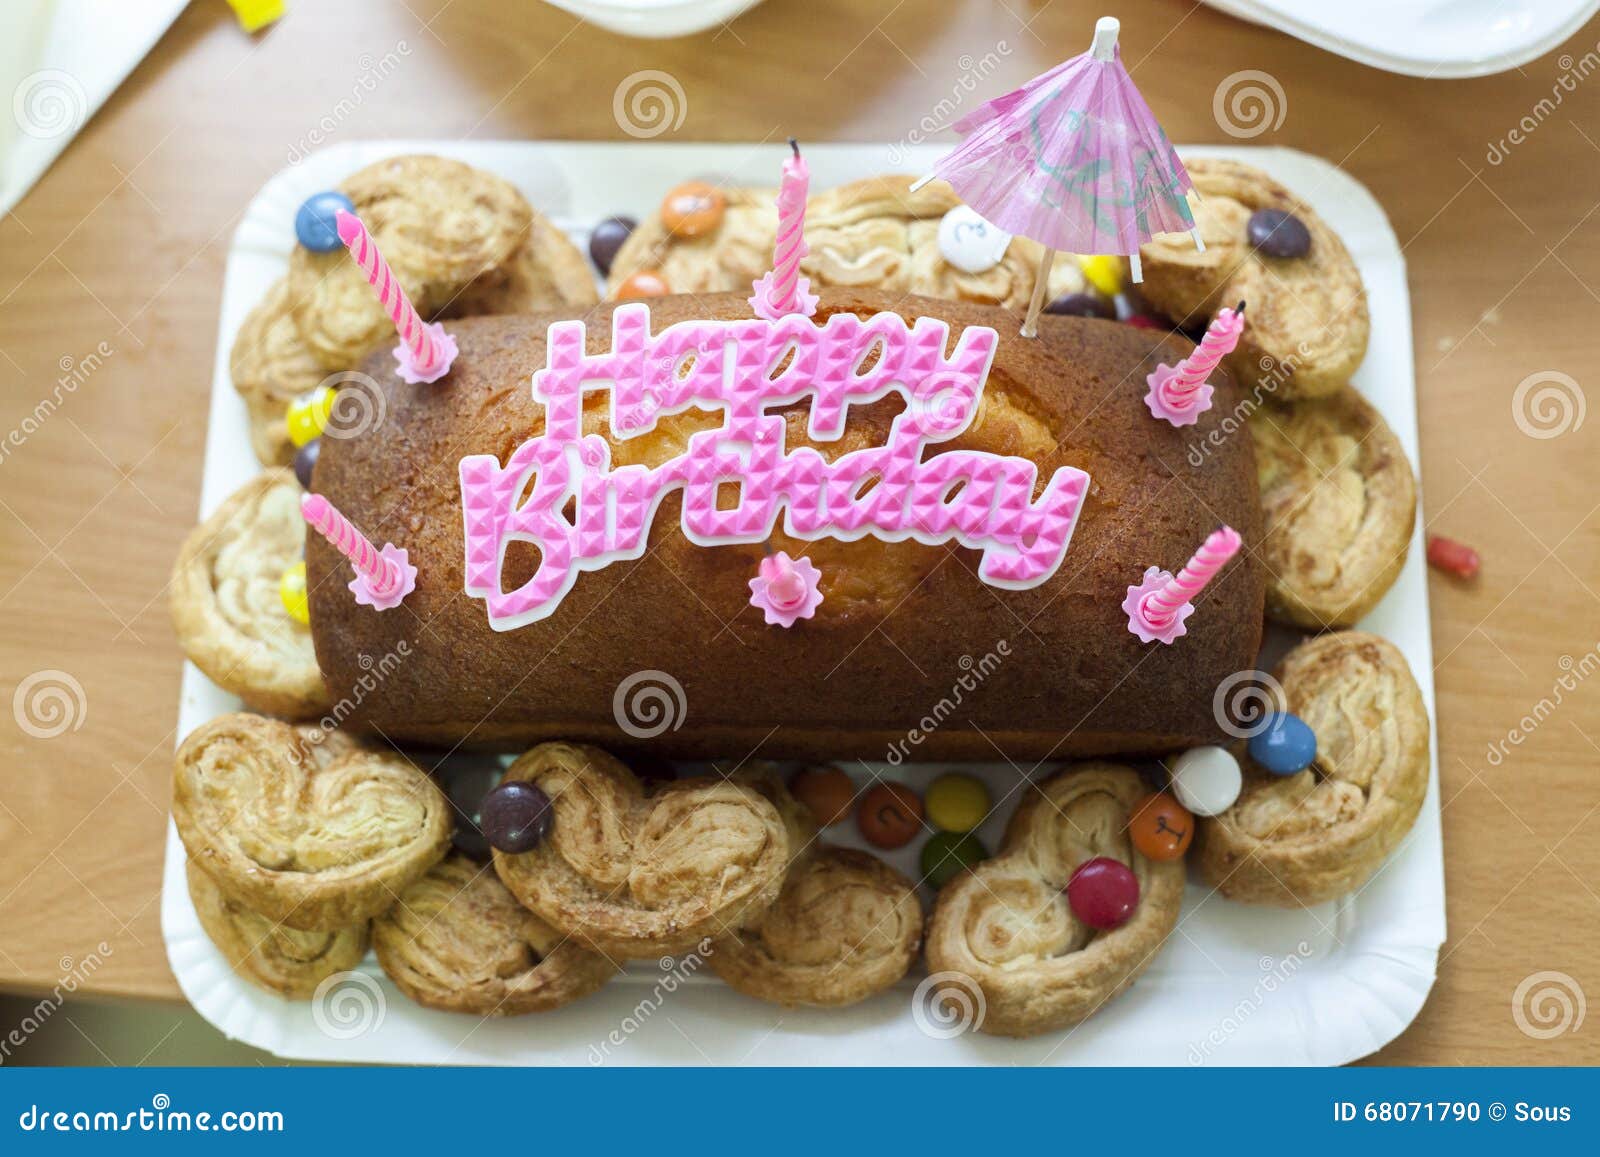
[294,191,355,253]
[789,765,855,827]
[286,385,334,448]
[1124,314,1163,329]
[1066,856,1139,929]
[660,181,726,239]
[936,205,1011,274]
[1247,207,1312,258]
[589,215,637,276]
[292,438,320,490]
[614,270,671,300]
[856,781,923,849]
[481,781,553,854]
[1127,791,1194,860]
[1168,745,1242,816]
[1248,712,1318,776]
[429,751,506,861]
[279,561,310,624]
[924,773,990,833]
[1045,291,1116,319]
[921,830,989,888]
[1077,254,1124,297]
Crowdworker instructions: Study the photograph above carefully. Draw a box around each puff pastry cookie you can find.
[186,858,369,999]
[170,469,329,719]
[1251,384,1416,628]
[173,712,452,931]
[229,278,327,466]
[802,176,1084,312]
[1197,631,1429,907]
[289,154,532,369]
[1139,158,1368,399]
[924,764,1185,1038]
[373,855,616,1016]
[606,186,778,297]
[492,743,791,958]
[440,209,599,317]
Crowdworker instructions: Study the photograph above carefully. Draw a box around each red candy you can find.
[1123,314,1163,330]
[1066,856,1139,930]
[1427,534,1480,579]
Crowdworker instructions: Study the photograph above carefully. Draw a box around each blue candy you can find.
[295,190,355,252]
[1248,712,1317,775]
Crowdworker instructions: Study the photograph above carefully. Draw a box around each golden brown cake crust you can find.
[1251,385,1416,628]
[1197,631,1429,907]
[923,763,1186,1037]
[172,712,452,931]
[186,858,369,999]
[308,289,1264,760]
[1138,158,1369,400]
[492,743,791,958]
[372,854,616,1016]
[170,469,330,720]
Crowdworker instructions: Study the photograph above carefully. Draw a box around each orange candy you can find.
[789,765,855,827]
[1127,791,1194,861]
[614,270,671,300]
[659,181,726,238]
[856,782,924,849]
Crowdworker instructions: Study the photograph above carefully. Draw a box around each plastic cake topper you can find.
[459,303,1092,630]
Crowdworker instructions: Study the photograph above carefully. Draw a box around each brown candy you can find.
[789,765,855,827]
[660,181,727,239]
[856,782,923,849]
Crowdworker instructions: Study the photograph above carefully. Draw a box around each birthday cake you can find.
[169,18,1431,1043]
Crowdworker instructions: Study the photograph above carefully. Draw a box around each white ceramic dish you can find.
[540,0,763,39]
[1209,0,1599,78]
[162,141,1442,1066]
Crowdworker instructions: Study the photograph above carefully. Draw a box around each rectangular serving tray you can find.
[162,141,1443,1066]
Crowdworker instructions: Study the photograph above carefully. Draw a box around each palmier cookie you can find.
[1250,384,1416,628]
[801,176,1084,312]
[440,207,599,317]
[170,469,329,719]
[186,858,368,999]
[229,278,327,466]
[606,186,778,297]
[492,743,791,958]
[924,764,1185,1038]
[373,855,616,1016]
[289,155,532,369]
[173,713,452,931]
[1197,632,1429,908]
[1139,158,1368,399]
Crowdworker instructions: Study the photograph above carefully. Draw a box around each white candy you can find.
[1169,745,1242,817]
[936,206,1012,274]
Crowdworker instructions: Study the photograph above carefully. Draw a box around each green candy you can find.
[921,831,989,890]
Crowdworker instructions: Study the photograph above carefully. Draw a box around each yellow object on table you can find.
[226,0,285,34]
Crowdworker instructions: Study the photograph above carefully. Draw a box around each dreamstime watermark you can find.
[1511,970,1585,1040]
[289,642,412,763]
[317,371,388,440]
[588,940,713,1064]
[1511,370,1584,439]
[0,943,112,1064]
[885,642,1009,765]
[1485,644,1600,767]
[1486,42,1600,165]
[13,70,87,140]
[285,43,412,165]
[912,970,986,1038]
[612,70,687,139]
[1212,667,1285,739]
[312,971,386,1040]
[1212,70,1286,139]
[0,341,113,467]
[886,43,1014,165]
[12,669,87,740]
[613,669,687,739]
[1187,940,1313,1064]
[1185,345,1308,468]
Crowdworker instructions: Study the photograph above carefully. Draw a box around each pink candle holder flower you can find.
[1124,526,1241,644]
[749,551,823,627]
[1143,303,1245,427]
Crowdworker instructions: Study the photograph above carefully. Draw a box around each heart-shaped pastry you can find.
[186,858,368,999]
[1197,631,1429,907]
[229,278,327,467]
[1138,157,1368,400]
[492,743,791,957]
[173,712,452,930]
[923,764,1186,1037]
[373,855,616,1016]
[170,470,330,720]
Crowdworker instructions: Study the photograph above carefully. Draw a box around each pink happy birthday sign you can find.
[459,304,1091,630]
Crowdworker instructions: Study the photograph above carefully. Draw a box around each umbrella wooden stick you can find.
[1021,247,1057,338]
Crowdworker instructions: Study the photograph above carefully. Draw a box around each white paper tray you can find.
[162,141,1442,1066]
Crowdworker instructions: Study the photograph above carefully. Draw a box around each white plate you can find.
[162,141,1442,1066]
[1209,0,1599,78]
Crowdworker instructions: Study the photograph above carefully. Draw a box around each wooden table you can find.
[2,0,1597,1065]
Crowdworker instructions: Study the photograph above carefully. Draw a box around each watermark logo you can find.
[588,940,713,1064]
[613,71,687,139]
[912,970,986,1038]
[13,670,87,740]
[1213,70,1286,139]
[318,371,388,440]
[886,43,1013,165]
[1511,370,1584,439]
[1512,970,1585,1040]
[13,70,87,139]
[886,644,1009,764]
[312,971,386,1040]
[613,670,687,739]
[1212,668,1284,739]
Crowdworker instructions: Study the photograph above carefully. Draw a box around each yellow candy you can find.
[279,561,310,625]
[286,385,333,448]
[1077,254,1125,298]
[925,773,990,833]
[226,0,286,33]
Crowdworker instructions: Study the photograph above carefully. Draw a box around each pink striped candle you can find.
[1143,303,1246,427]
[1123,526,1242,644]
[335,209,457,383]
[301,493,417,611]
[749,139,819,320]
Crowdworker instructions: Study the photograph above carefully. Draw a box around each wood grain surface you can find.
[0,0,1597,1065]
